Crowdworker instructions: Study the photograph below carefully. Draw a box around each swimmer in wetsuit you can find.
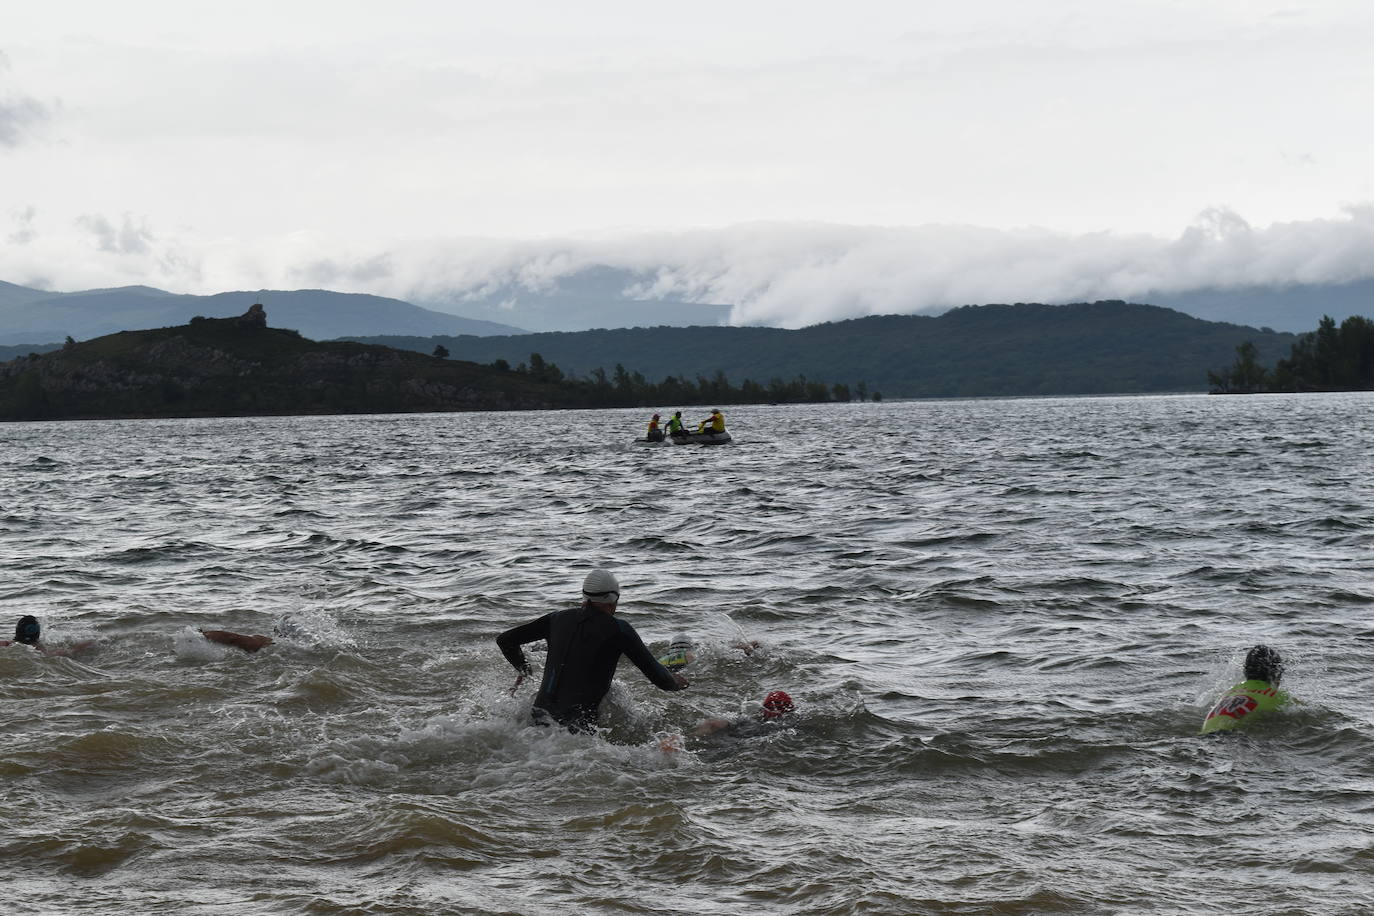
[659,689,798,753]
[657,634,695,670]
[2,615,42,648]
[0,615,94,657]
[496,569,689,732]
[690,690,796,737]
[1201,645,1290,734]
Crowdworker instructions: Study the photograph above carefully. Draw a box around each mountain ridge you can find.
[0,284,528,344]
[4,271,1368,344]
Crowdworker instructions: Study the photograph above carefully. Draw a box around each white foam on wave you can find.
[271,608,356,649]
[1193,648,1241,708]
[702,611,758,647]
[298,702,694,794]
[171,626,229,662]
[303,753,403,785]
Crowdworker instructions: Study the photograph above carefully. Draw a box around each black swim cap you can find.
[14,615,40,645]
[1245,645,1283,684]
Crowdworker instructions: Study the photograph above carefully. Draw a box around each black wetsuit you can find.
[496,604,684,732]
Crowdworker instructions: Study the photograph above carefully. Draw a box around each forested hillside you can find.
[350,301,1297,398]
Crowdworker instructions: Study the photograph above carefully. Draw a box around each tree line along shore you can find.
[1208,314,1374,394]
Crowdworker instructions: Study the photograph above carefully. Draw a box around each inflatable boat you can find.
[670,430,733,445]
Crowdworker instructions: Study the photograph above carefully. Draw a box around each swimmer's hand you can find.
[658,733,685,754]
[690,718,731,737]
[509,674,525,697]
[672,673,689,689]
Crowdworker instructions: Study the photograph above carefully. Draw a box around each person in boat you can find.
[646,414,665,441]
[696,409,726,434]
[0,615,95,657]
[666,411,686,436]
[200,629,274,652]
[1200,645,1290,734]
[496,568,689,733]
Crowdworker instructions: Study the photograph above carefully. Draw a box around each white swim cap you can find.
[582,569,620,603]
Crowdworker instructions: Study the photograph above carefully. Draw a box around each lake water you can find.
[3,394,1373,915]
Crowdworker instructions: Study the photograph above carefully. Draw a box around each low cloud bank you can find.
[310,206,1374,327]
[2,207,1373,328]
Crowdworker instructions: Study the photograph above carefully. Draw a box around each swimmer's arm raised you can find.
[496,614,552,675]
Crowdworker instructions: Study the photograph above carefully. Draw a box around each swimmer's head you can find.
[761,690,795,719]
[659,633,695,669]
[14,615,40,645]
[1245,645,1283,684]
[582,569,620,606]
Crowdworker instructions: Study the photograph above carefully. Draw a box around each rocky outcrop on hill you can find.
[238,303,267,329]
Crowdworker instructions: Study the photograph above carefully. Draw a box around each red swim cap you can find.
[761,691,795,719]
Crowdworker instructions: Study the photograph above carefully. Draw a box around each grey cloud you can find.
[78,214,155,256]
[8,206,36,245]
[0,97,49,147]
[295,254,396,287]
[0,51,53,147]
[156,247,201,289]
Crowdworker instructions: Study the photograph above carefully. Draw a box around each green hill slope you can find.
[348,300,1298,398]
[0,305,578,421]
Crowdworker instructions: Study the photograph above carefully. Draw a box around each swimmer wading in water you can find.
[496,569,689,732]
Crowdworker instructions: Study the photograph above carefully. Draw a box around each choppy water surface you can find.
[3,394,1374,915]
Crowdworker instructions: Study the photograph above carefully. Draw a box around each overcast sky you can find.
[3,1,1372,325]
